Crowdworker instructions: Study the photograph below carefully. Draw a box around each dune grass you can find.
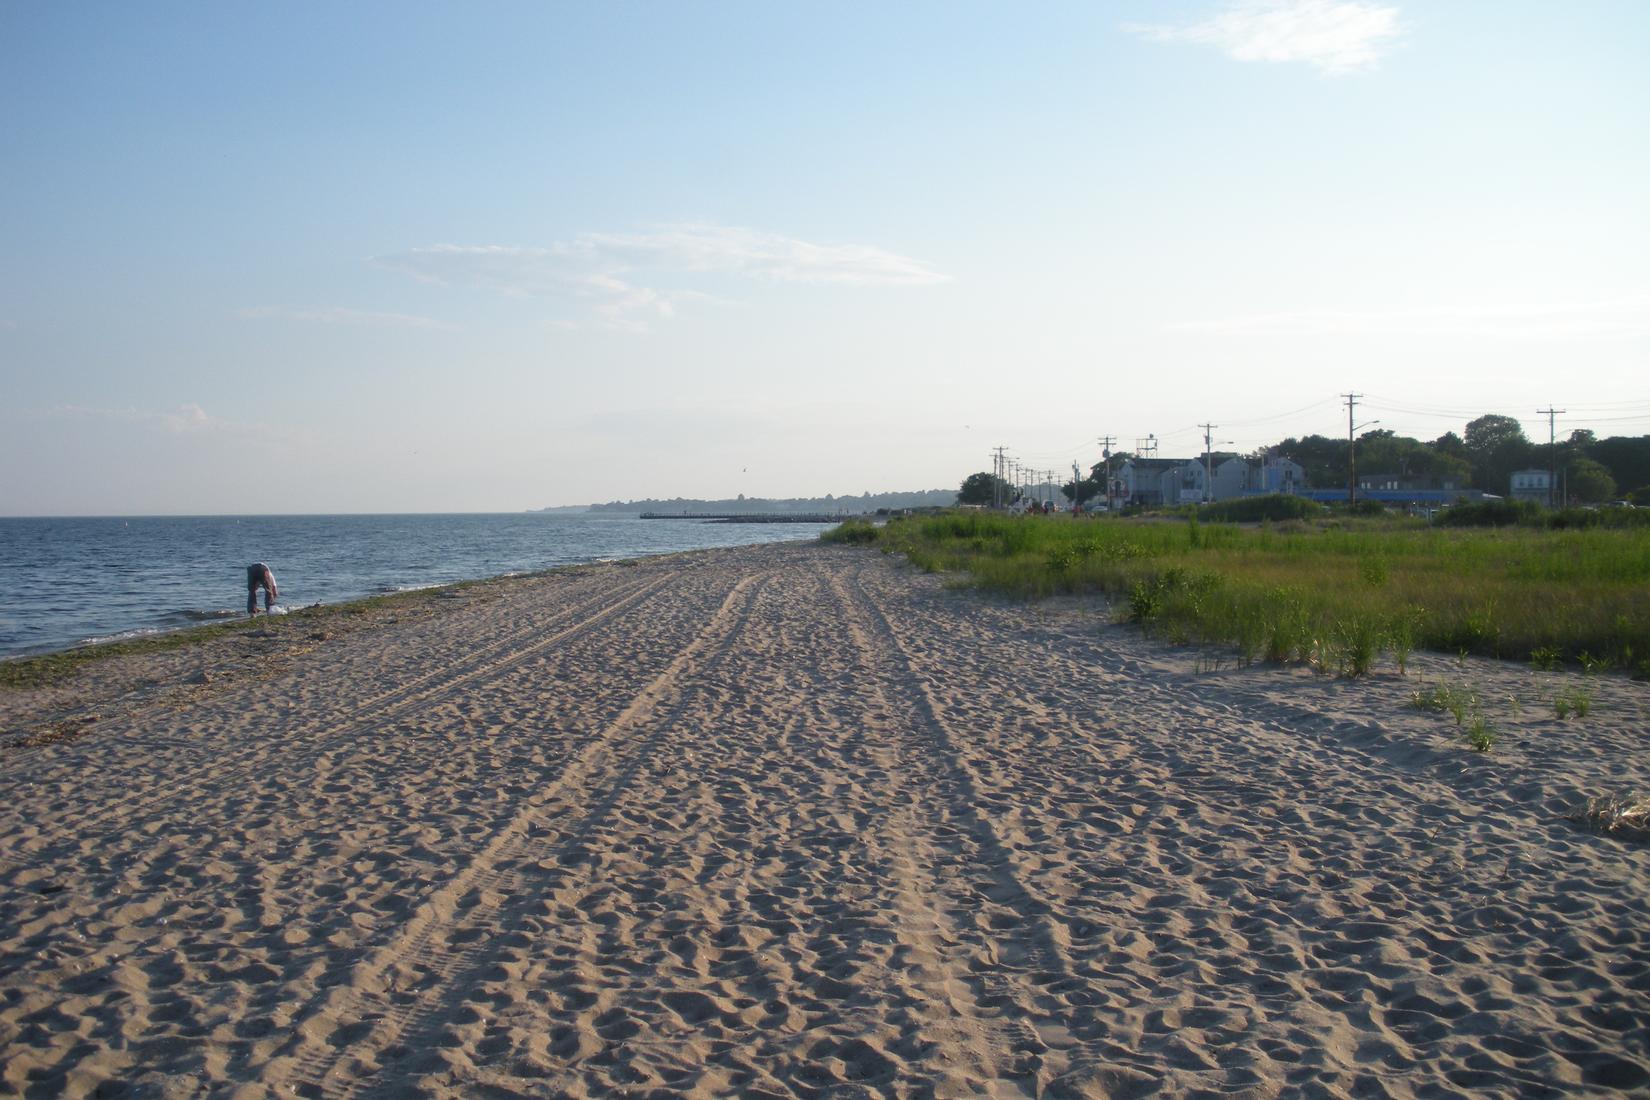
[836,511,1650,674]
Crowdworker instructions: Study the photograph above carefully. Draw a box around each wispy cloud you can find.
[44,402,228,434]
[1172,292,1650,339]
[373,223,949,329]
[238,305,453,330]
[1128,0,1404,76]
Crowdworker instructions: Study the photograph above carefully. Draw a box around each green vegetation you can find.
[1196,494,1325,523]
[1553,686,1593,719]
[1278,420,1650,501]
[1437,500,1650,529]
[831,511,1650,672]
[820,519,879,545]
[0,618,262,689]
[957,471,1013,506]
[1410,681,1480,726]
[1407,680,1499,751]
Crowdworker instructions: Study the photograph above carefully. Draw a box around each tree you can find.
[1062,477,1102,505]
[1590,435,1650,493]
[1355,430,1472,486]
[1276,435,1347,489]
[958,472,1012,506]
[1462,414,1534,493]
[1432,431,1466,457]
[1567,457,1617,504]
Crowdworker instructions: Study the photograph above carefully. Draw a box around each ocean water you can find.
[0,513,837,658]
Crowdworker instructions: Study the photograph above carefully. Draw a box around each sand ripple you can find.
[3,543,1648,1097]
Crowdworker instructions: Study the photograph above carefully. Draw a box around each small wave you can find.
[178,609,239,622]
[78,627,164,647]
[373,582,442,594]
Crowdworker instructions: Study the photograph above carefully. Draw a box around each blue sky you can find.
[3,1,1646,513]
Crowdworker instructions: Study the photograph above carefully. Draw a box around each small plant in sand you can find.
[1327,616,1383,677]
[1553,686,1593,719]
[1569,793,1650,841]
[1388,607,1422,676]
[1530,646,1562,671]
[1409,681,1479,727]
[1464,714,1497,752]
[1577,651,1613,676]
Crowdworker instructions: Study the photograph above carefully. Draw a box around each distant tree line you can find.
[1272,416,1644,504]
[959,419,1650,506]
[587,489,958,514]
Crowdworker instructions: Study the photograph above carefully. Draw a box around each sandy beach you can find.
[2,539,1647,1098]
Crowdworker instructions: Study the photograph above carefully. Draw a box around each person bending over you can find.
[247,563,278,615]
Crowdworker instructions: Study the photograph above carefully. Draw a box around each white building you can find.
[1509,469,1552,505]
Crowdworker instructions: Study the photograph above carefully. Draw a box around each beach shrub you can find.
[1127,579,1165,623]
[1331,616,1383,677]
[1436,501,1542,528]
[1199,494,1324,523]
[822,520,879,545]
[1343,499,1389,517]
[1549,507,1650,530]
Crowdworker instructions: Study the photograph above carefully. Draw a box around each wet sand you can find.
[2,540,1648,1097]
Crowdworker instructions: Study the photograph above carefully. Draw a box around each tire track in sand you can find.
[435,564,947,1097]
[819,566,1035,1096]
[1,568,647,782]
[0,571,691,994]
[833,557,1112,1096]
[275,573,769,1099]
[8,571,675,860]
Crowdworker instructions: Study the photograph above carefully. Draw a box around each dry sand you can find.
[2,540,1648,1098]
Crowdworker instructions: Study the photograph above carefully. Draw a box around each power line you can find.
[1220,395,1344,427]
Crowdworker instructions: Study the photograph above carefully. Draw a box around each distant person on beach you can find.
[247,563,278,615]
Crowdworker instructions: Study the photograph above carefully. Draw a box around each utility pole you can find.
[1538,405,1565,508]
[1098,435,1116,512]
[992,446,1008,509]
[1199,422,1217,504]
[1343,393,1362,507]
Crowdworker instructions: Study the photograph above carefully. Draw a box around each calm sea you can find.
[0,513,837,658]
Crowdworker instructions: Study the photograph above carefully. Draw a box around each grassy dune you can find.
[828,512,1650,676]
